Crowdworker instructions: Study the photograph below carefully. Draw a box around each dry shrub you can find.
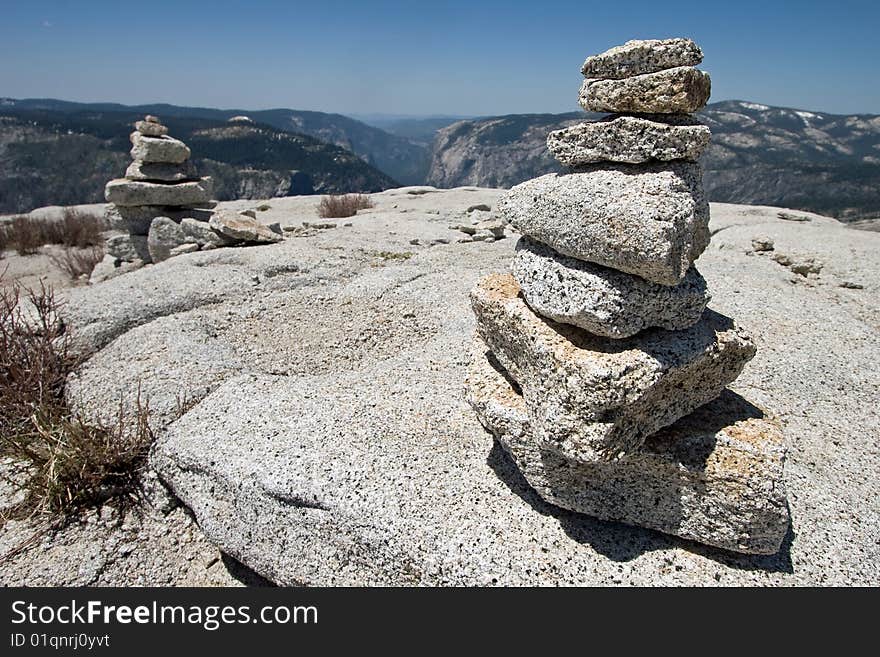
[59,208,106,248]
[48,245,105,280]
[0,280,73,439]
[2,216,45,256]
[0,277,151,519]
[317,193,373,218]
[3,397,153,516]
[0,208,105,257]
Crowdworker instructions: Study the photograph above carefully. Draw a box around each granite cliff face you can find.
[425,101,880,225]
[702,101,880,223]
[427,113,583,189]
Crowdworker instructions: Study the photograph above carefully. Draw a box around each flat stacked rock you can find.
[498,161,710,285]
[467,340,789,556]
[467,38,790,555]
[97,116,281,279]
[511,237,709,337]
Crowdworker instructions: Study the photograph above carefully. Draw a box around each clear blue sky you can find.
[1,0,878,116]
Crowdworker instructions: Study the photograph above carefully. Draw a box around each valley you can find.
[2,98,878,227]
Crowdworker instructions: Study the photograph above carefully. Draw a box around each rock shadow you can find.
[487,440,675,562]
[485,389,793,573]
[220,553,278,587]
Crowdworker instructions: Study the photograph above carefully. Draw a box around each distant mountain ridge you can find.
[3,98,428,186]
[0,106,397,214]
[423,101,880,223]
[2,97,878,224]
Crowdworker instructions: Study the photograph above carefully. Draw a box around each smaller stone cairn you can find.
[467,38,790,555]
[98,116,281,280]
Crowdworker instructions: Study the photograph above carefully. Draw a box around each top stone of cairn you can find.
[135,118,168,137]
[581,37,703,79]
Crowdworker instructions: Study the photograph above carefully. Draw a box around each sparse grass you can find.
[317,194,373,219]
[366,250,414,267]
[0,208,106,257]
[0,276,151,521]
[48,244,105,280]
[375,250,413,261]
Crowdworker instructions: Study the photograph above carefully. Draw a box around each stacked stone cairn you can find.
[466,39,790,555]
[99,115,281,278]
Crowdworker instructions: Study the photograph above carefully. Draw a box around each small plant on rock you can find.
[0,276,152,522]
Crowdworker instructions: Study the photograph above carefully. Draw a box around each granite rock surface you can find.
[581,38,703,79]
[5,191,872,586]
[125,160,198,182]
